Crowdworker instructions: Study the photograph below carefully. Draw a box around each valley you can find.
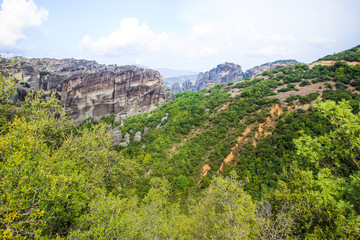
[1,45,360,239]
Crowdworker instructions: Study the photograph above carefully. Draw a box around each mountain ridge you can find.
[2,57,173,123]
[170,60,299,94]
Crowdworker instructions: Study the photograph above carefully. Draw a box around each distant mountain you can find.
[163,74,198,89]
[155,68,199,78]
[133,65,199,78]
[170,60,299,94]
[170,62,244,94]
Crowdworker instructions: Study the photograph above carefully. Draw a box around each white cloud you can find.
[80,17,300,63]
[0,0,48,47]
[191,24,219,37]
[247,46,293,57]
[80,18,173,56]
[307,37,336,48]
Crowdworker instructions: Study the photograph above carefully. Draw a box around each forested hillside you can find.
[1,46,360,239]
[319,44,360,62]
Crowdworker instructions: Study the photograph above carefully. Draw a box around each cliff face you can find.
[11,57,109,91]
[62,66,172,121]
[244,60,298,79]
[4,57,172,122]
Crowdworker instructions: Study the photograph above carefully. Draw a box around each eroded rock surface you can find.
[2,57,173,122]
[62,65,173,122]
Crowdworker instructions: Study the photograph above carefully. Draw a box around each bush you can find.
[299,80,311,87]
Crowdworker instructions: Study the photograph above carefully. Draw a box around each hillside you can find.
[318,44,360,62]
[1,46,360,239]
[92,57,360,238]
[244,59,298,78]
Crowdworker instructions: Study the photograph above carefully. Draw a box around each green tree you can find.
[0,90,135,238]
[189,172,259,239]
[294,99,360,173]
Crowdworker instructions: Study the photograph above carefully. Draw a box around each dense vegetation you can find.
[1,47,360,239]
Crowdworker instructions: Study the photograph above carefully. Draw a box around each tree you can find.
[0,89,135,237]
[294,99,360,174]
[189,171,259,239]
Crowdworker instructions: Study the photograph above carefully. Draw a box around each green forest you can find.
[1,46,360,239]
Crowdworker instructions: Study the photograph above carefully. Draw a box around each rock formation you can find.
[170,83,181,94]
[194,63,244,92]
[2,57,173,122]
[171,62,244,94]
[244,60,298,79]
[182,80,195,92]
[170,61,299,95]
[62,65,172,121]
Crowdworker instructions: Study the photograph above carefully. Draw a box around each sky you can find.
[0,0,360,72]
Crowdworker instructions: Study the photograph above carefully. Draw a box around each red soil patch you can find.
[217,125,252,173]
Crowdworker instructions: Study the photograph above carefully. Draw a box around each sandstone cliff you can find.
[62,66,172,121]
[3,57,172,122]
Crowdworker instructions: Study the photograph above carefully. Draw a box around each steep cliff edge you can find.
[2,57,172,122]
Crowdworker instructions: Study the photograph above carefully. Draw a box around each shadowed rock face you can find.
[3,57,173,122]
[62,66,172,121]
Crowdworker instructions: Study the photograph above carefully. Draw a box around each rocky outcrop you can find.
[194,63,244,92]
[3,57,173,122]
[134,131,141,142]
[61,65,173,122]
[171,62,244,94]
[170,83,181,94]
[10,57,110,91]
[182,80,195,92]
[244,60,298,79]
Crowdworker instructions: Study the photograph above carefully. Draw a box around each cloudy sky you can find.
[0,0,359,72]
